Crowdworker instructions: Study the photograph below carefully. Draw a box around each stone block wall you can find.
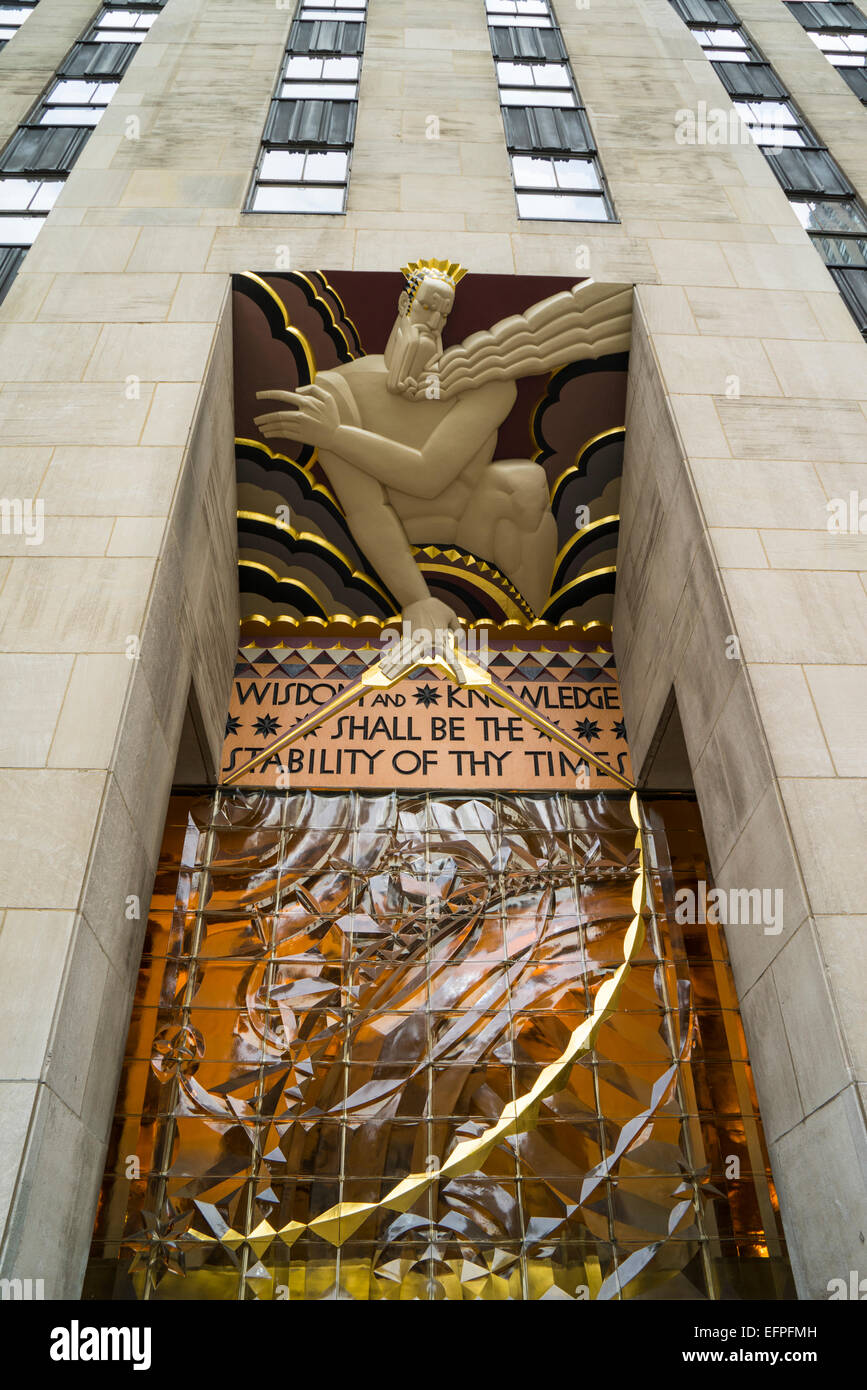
[0,0,864,1297]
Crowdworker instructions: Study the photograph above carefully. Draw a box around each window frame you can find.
[673,3,867,336]
[785,0,867,104]
[485,0,617,224]
[0,2,167,296]
[244,0,368,214]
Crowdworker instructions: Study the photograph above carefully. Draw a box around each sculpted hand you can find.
[255,384,340,449]
[404,375,438,402]
[402,597,461,637]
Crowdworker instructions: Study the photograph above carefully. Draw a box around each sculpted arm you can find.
[255,379,516,500]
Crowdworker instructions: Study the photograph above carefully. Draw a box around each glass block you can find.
[84,791,791,1300]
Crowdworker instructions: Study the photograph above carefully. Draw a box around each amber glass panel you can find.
[83,791,793,1301]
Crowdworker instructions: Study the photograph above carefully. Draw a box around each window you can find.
[668,0,867,336]
[785,1,867,104]
[38,77,120,126]
[670,0,742,21]
[0,2,168,304]
[246,0,368,213]
[0,1,39,53]
[92,6,159,42]
[486,0,553,27]
[484,0,615,221]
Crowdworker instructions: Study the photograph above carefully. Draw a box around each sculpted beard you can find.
[389,319,443,397]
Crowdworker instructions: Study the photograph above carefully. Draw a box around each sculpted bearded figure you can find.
[255,261,631,632]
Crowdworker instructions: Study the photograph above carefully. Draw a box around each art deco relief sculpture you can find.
[255,260,631,631]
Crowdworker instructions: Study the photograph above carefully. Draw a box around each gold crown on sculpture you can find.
[401,258,469,306]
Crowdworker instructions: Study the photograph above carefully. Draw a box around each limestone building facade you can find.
[0,0,865,1301]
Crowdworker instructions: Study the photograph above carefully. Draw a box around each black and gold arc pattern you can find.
[84,792,792,1301]
[234,273,626,641]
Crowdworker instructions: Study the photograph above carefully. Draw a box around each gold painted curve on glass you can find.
[182,795,649,1254]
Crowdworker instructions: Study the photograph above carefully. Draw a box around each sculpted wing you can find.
[434,279,632,399]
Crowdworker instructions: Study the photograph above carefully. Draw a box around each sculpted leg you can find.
[317,448,459,633]
[457,461,556,615]
[505,508,557,615]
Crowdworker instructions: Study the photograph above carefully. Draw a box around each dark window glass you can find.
[61,41,138,79]
[786,1,867,28]
[490,26,567,60]
[670,0,739,23]
[288,19,365,54]
[714,62,788,99]
[839,65,867,102]
[0,245,27,301]
[812,234,867,266]
[1,124,91,173]
[791,198,867,233]
[502,105,594,154]
[828,266,867,330]
[765,146,854,195]
[264,99,357,147]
